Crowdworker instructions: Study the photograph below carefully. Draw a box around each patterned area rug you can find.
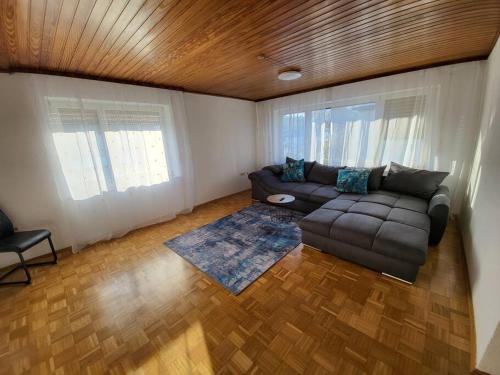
[165,203,304,294]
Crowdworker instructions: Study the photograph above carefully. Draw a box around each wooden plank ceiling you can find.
[1,0,500,101]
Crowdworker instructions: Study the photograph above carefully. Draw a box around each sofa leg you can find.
[382,272,413,285]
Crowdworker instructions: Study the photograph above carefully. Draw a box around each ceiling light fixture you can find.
[257,54,303,81]
[278,70,302,81]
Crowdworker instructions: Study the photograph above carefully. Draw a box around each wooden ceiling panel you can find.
[1,0,499,101]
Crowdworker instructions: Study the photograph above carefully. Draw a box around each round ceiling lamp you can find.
[278,70,302,81]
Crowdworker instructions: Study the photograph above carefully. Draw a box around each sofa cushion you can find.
[382,162,448,199]
[359,192,399,207]
[307,186,341,203]
[368,165,386,191]
[299,208,343,237]
[258,175,299,195]
[321,199,355,212]
[348,202,391,220]
[336,192,363,201]
[372,222,428,264]
[307,163,345,185]
[281,159,306,182]
[290,183,323,200]
[394,195,428,213]
[387,208,430,232]
[263,164,283,175]
[258,174,281,191]
[331,213,383,249]
[287,157,316,177]
[337,168,371,194]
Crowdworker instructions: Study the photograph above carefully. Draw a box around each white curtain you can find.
[29,75,194,251]
[257,62,484,214]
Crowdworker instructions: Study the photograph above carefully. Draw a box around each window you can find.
[311,103,376,166]
[103,109,169,192]
[279,96,425,168]
[379,96,426,166]
[281,112,306,160]
[48,99,170,200]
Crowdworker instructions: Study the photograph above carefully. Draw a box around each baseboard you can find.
[194,189,252,208]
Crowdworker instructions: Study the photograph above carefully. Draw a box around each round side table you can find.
[266,194,296,223]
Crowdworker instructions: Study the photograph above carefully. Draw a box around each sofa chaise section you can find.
[299,191,431,282]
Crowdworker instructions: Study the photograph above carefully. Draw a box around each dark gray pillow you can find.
[368,165,386,191]
[286,157,316,177]
[382,162,449,199]
[307,162,345,185]
[263,164,283,175]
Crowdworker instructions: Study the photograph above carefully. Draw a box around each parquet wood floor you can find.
[0,191,473,375]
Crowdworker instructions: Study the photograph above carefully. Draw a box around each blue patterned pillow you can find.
[280,159,305,182]
[336,168,371,194]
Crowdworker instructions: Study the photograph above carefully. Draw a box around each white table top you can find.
[266,194,295,204]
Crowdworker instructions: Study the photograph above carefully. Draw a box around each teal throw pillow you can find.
[336,168,371,194]
[280,159,305,182]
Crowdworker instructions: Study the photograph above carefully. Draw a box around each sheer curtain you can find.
[30,75,194,251]
[256,62,484,214]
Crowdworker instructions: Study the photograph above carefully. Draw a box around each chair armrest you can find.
[427,185,451,245]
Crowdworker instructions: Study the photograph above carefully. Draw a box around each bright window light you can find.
[48,99,171,200]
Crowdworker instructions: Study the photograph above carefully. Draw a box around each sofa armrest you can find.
[248,169,274,181]
[427,185,451,245]
[248,168,276,202]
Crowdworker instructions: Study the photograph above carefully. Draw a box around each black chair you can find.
[0,209,57,286]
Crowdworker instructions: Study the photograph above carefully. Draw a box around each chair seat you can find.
[0,230,51,252]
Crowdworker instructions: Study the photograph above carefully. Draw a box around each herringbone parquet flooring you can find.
[0,191,473,374]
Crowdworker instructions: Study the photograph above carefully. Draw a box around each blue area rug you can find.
[164,203,304,294]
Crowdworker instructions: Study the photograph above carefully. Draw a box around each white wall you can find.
[0,74,256,268]
[460,38,500,373]
[184,93,256,205]
[0,74,70,266]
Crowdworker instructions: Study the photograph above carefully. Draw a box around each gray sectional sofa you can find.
[248,164,450,282]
